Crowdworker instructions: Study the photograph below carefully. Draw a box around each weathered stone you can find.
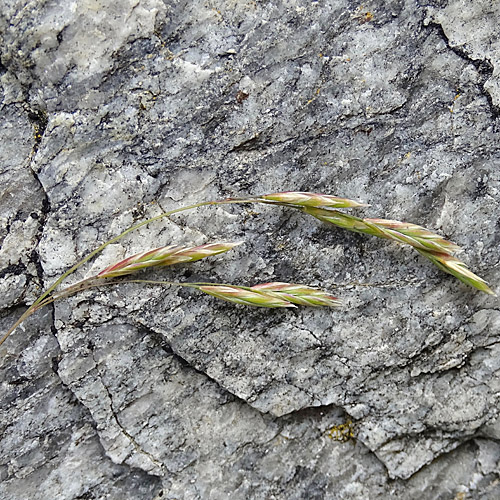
[1,0,500,497]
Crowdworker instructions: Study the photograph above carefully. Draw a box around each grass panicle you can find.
[2,189,494,349]
[97,242,243,278]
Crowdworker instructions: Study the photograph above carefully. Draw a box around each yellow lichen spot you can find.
[355,5,374,23]
[315,88,321,95]
[404,152,411,160]
[273,435,290,446]
[453,493,467,500]
[450,91,461,113]
[319,53,323,58]
[326,419,355,442]
[33,124,42,141]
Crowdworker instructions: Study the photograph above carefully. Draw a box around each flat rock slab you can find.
[1,0,500,497]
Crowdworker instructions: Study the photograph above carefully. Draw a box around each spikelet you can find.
[97,242,242,278]
[198,285,295,307]
[304,208,459,254]
[416,249,496,296]
[251,282,341,306]
[197,282,341,307]
[258,191,368,209]
[304,207,492,294]
[364,217,461,254]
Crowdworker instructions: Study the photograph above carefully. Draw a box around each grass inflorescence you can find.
[1,190,494,348]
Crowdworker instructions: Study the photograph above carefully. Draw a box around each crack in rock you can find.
[425,3,500,117]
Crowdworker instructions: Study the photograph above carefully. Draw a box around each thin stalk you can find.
[2,276,340,341]
[124,280,341,307]
[121,279,254,290]
[0,278,100,346]
[0,277,265,347]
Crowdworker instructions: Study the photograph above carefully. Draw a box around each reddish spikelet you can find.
[98,242,242,278]
[364,218,461,254]
[251,282,341,306]
[305,208,461,255]
[304,207,492,294]
[259,191,368,209]
[197,282,341,307]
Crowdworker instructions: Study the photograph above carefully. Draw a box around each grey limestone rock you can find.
[1,0,500,498]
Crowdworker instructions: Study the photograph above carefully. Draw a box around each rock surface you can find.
[1,0,500,498]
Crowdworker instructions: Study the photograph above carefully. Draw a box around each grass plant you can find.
[1,191,493,348]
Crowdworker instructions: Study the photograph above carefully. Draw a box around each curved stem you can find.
[0,308,36,348]
[31,201,212,308]
[1,197,264,347]
[0,277,99,347]
[0,277,245,348]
